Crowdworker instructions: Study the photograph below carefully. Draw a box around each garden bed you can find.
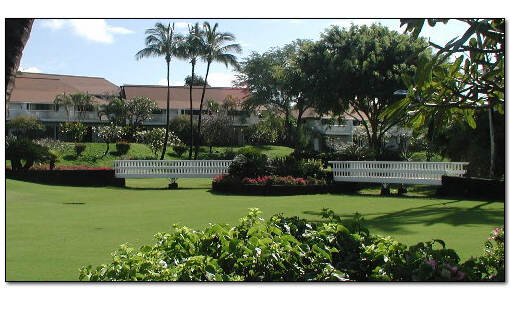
[6,167,125,187]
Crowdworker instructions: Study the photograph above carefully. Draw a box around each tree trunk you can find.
[5,19,34,114]
[188,62,195,159]
[195,61,211,160]
[160,60,171,160]
[488,107,495,177]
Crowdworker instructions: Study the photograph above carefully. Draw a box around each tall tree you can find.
[298,24,428,157]
[178,23,205,159]
[389,19,504,176]
[195,22,241,159]
[238,40,326,146]
[6,18,34,111]
[135,22,181,160]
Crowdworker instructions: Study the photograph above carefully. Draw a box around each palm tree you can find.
[135,22,180,160]
[195,22,241,159]
[177,23,205,159]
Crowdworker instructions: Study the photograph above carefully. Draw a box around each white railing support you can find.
[113,160,232,179]
[328,161,469,186]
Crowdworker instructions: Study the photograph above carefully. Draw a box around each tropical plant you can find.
[99,97,128,125]
[6,115,45,139]
[195,22,242,159]
[388,19,504,177]
[176,23,205,159]
[54,93,97,120]
[136,22,181,160]
[78,209,504,282]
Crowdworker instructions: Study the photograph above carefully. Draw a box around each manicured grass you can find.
[6,178,504,281]
[6,143,294,168]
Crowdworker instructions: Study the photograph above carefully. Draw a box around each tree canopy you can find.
[296,24,428,156]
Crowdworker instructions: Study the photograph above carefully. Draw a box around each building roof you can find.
[10,72,120,104]
[122,85,250,110]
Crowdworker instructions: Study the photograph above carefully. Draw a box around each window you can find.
[28,103,56,111]
[181,109,202,116]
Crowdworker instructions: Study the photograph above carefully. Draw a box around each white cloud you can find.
[40,19,134,44]
[18,66,42,73]
[330,19,376,28]
[207,72,236,87]
[41,19,65,30]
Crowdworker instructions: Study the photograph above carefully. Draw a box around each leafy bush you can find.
[169,115,198,145]
[270,155,325,179]
[6,136,53,170]
[244,114,285,145]
[172,145,187,157]
[7,115,45,139]
[229,147,269,178]
[79,209,504,282]
[59,122,87,142]
[115,141,131,155]
[74,143,87,156]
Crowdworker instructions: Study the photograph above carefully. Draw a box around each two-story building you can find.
[7,72,373,148]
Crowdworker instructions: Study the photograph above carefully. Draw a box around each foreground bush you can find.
[79,209,504,282]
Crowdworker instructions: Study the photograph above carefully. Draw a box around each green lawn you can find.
[5,143,294,168]
[6,178,504,281]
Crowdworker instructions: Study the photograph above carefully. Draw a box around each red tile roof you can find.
[10,72,120,104]
[122,85,250,110]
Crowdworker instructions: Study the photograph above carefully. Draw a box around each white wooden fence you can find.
[113,160,232,178]
[329,161,469,185]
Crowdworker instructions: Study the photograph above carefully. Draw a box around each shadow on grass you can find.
[302,200,503,233]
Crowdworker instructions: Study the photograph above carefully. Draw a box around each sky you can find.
[18,18,469,87]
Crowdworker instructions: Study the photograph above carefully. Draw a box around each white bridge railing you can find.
[113,160,232,178]
[329,161,469,185]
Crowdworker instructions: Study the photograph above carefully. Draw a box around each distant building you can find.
[7,72,406,150]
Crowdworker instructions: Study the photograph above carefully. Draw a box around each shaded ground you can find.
[6,178,504,281]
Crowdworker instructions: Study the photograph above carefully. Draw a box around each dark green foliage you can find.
[172,145,187,157]
[115,141,131,155]
[6,115,45,139]
[269,155,325,179]
[79,209,504,282]
[74,143,87,157]
[184,75,208,86]
[6,136,53,171]
[228,147,269,178]
[169,115,198,145]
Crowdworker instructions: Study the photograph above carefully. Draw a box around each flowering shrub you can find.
[79,209,504,282]
[134,128,181,157]
[34,138,71,155]
[59,122,87,142]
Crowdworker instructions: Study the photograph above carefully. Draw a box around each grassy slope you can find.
[6,143,294,168]
[6,178,504,281]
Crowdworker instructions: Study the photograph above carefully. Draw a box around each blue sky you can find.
[19,18,468,87]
